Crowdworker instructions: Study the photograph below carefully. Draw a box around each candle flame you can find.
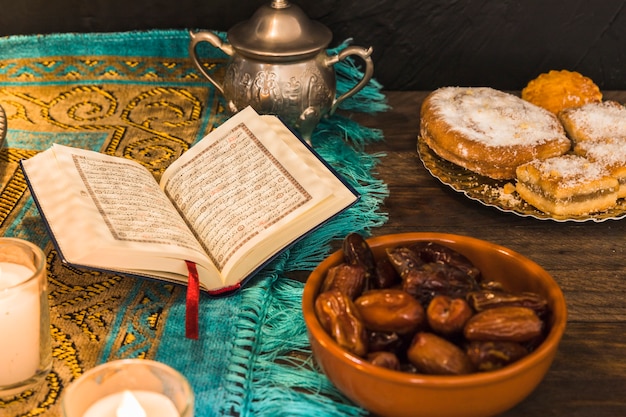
[116,390,147,417]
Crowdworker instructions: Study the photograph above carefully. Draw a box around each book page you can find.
[162,123,314,271]
[72,153,203,250]
[161,106,357,285]
[21,145,216,280]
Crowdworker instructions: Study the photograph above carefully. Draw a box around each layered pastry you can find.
[420,87,572,180]
[521,70,602,115]
[558,100,626,144]
[515,155,619,216]
[574,137,626,198]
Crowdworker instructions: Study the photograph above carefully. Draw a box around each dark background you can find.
[2,0,626,91]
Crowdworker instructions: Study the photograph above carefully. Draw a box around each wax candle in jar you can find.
[61,359,194,417]
[82,390,180,417]
[0,261,41,386]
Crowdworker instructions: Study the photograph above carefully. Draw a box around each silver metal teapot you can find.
[189,0,374,142]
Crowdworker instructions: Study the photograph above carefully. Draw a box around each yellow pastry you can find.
[521,70,602,115]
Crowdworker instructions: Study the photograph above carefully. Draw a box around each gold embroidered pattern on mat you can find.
[1,82,219,176]
[0,57,222,84]
[0,148,37,228]
[0,55,222,416]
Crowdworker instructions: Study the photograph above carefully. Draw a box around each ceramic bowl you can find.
[302,232,567,417]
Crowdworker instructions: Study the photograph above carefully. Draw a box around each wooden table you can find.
[348,91,626,416]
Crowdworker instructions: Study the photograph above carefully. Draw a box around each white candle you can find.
[0,261,40,386]
[83,390,180,417]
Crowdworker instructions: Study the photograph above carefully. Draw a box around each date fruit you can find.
[402,262,479,305]
[427,295,473,335]
[355,289,424,334]
[466,340,529,371]
[466,289,549,317]
[368,331,404,353]
[373,256,401,289]
[386,246,424,278]
[315,289,368,356]
[343,232,377,287]
[367,351,401,371]
[321,263,366,300]
[407,332,473,375]
[464,306,543,343]
[411,241,481,280]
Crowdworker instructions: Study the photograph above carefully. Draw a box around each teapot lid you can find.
[228,0,332,58]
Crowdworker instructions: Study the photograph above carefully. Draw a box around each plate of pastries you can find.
[418,69,626,222]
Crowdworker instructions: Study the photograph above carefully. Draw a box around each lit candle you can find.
[61,359,194,417]
[0,261,40,386]
[82,390,179,417]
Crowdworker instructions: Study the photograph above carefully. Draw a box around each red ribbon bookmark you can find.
[185,260,200,340]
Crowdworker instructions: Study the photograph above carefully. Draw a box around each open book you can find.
[21,106,359,295]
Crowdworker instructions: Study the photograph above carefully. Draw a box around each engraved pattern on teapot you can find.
[223,59,333,127]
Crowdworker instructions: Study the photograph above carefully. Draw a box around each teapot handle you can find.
[326,46,374,115]
[188,30,234,95]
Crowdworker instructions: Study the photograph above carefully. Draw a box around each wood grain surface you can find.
[347,90,626,416]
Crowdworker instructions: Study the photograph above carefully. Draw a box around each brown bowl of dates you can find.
[302,232,567,417]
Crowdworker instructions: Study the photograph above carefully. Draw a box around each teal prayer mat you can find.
[0,29,389,416]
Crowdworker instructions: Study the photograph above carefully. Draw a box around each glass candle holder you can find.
[61,359,194,417]
[0,237,51,397]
